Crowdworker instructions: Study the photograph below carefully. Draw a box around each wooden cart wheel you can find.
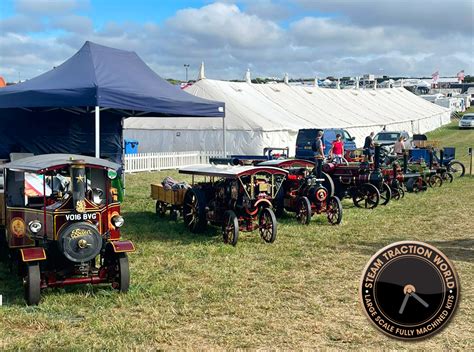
[24,262,41,306]
[155,201,167,217]
[183,189,207,233]
[428,174,443,188]
[295,196,311,225]
[352,183,380,209]
[222,210,239,246]
[259,208,277,243]
[326,196,343,225]
[380,182,392,206]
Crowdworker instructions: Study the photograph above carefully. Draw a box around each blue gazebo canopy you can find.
[0,41,224,117]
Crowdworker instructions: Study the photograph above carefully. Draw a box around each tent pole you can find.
[95,106,100,158]
[222,116,226,157]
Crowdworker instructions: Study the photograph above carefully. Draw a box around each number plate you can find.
[304,146,312,150]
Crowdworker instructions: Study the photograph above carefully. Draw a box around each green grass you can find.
[0,122,473,350]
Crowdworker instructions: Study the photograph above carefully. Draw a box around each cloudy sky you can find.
[0,0,472,82]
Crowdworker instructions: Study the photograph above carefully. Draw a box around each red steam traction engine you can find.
[0,154,134,305]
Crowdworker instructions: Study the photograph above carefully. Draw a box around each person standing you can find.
[329,133,345,164]
[393,136,405,155]
[364,132,375,162]
[312,131,325,177]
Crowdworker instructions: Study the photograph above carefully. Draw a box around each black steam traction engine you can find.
[0,155,134,305]
[178,164,288,246]
[322,145,391,209]
[258,159,343,225]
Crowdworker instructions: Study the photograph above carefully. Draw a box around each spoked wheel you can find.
[156,201,167,217]
[295,196,311,225]
[326,196,343,225]
[380,182,392,206]
[183,189,207,233]
[352,183,380,209]
[222,210,239,246]
[259,208,277,243]
[107,253,130,292]
[406,178,427,193]
[321,172,335,197]
[441,172,454,184]
[428,174,443,188]
[447,161,465,178]
[24,262,41,306]
[391,186,405,200]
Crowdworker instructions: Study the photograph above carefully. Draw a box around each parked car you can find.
[459,113,474,129]
[373,131,412,149]
[295,128,356,160]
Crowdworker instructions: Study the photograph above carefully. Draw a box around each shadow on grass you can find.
[347,238,474,263]
[122,210,222,246]
[0,262,24,305]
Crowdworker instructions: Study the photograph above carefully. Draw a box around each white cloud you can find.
[0,1,472,82]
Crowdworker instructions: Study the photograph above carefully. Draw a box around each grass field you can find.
[0,122,473,350]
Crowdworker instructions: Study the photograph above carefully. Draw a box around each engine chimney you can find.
[374,143,381,170]
[403,151,408,174]
[70,160,87,213]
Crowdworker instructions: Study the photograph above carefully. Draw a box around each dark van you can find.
[295,128,356,160]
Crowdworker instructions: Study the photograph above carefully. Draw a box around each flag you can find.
[457,70,465,82]
[431,71,439,84]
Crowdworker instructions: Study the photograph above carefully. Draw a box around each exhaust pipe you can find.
[70,159,86,213]
[440,149,444,165]
[428,148,433,169]
[374,143,381,170]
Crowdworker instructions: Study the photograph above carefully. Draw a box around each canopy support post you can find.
[222,117,226,157]
[95,106,100,158]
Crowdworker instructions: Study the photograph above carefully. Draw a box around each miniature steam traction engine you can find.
[0,154,134,305]
[258,159,343,225]
[178,164,288,246]
[322,145,391,209]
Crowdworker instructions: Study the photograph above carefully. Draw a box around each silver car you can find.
[373,131,412,148]
[459,113,474,129]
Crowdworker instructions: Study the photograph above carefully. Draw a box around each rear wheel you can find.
[259,208,277,243]
[295,197,311,225]
[428,174,443,188]
[352,183,380,209]
[222,210,239,246]
[183,189,207,233]
[326,196,343,225]
[447,160,465,178]
[380,182,392,206]
[24,262,41,306]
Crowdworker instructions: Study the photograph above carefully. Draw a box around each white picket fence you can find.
[124,151,224,173]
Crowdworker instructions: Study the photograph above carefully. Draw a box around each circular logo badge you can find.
[360,241,459,340]
[10,217,26,238]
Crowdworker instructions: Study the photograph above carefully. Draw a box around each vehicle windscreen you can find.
[462,115,474,120]
[374,132,400,141]
[342,130,352,141]
[296,129,318,145]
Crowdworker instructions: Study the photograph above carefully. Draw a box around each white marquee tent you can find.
[124,77,451,156]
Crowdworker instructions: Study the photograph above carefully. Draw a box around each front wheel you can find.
[428,174,443,188]
[108,253,130,293]
[156,201,167,217]
[447,160,465,178]
[380,182,392,206]
[24,262,41,306]
[222,210,239,246]
[352,183,380,209]
[295,197,311,225]
[259,208,277,243]
[392,186,405,200]
[441,172,454,183]
[326,196,343,225]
